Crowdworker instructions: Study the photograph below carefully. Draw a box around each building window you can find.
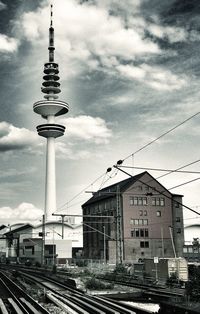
[131,228,149,238]
[145,228,149,237]
[160,198,165,206]
[152,197,165,206]
[130,196,147,206]
[140,241,149,248]
[156,211,161,217]
[175,202,180,208]
[131,230,134,237]
[177,228,181,234]
[144,210,147,216]
[183,247,188,253]
[139,210,143,216]
[130,219,148,225]
[188,247,193,253]
[176,217,181,222]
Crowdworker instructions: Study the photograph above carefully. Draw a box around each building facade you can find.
[1,221,83,265]
[82,171,184,264]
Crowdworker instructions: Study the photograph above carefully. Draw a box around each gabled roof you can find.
[82,170,181,207]
[82,172,147,207]
[4,223,33,236]
[0,225,6,231]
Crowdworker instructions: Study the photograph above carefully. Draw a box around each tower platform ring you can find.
[33,100,69,117]
[36,123,65,138]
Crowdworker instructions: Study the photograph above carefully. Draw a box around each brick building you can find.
[82,171,184,264]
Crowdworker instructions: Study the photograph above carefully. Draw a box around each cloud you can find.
[19,0,160,78]
[56,142,92,160]
[0,34,18,53]
[0,121,39,152]
[116,63,187,91]
[0,203,43,223]
[59,115,113,144]
[0,1,6,11]
[148,24,187,43]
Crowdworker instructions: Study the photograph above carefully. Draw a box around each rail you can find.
[0,270,50,314]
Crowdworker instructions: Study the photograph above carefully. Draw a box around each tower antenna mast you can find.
[33,5,69,221]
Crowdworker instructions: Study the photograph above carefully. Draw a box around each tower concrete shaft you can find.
[33,5,69,221]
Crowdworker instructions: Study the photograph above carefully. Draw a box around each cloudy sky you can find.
[0,0,200,226]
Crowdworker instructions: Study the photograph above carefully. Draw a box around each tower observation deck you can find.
[33,5,69,221]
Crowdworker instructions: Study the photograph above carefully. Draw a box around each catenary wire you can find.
[52,112,200,218]
[119,164,200,174]
[123,111,200,162]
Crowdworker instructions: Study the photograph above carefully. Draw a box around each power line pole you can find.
[116,185,123,264]
[41,214,45,265]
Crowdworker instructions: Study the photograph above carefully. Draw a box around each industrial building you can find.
[82,171,184,264]
[0,221,83,265]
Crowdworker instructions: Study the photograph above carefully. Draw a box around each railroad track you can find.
[96,274,185,298]
[0,270,50,314]
[17,270,153,314]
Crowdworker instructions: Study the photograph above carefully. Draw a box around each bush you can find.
[35,261,41,267]
[85,277,114,290]
[166,273,178,287]
[113,263,126,274]
[52,264,57,274]
[25,260,32,267]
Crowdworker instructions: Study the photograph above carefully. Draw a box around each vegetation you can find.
[185,265,200,301]
[52,264,57,274]
[113,263,127,274]
[85,277,114,290]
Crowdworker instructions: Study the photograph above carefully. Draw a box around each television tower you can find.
[33,5,69,221]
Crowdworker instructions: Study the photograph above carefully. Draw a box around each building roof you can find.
[82,171,182,207]
[4,223,33,236]
[83,171,154,207]
[35,221,82,229]
[0,225,6,231]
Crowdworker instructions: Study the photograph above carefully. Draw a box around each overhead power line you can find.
[54,111,200,217]
[119,164,200,175]
[113,165,200,216]
[123,111,200,162]
[168,177,200,190]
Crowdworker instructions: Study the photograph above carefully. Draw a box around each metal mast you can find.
[33,5,69,221]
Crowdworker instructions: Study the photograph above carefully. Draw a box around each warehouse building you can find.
[82,171,184,264]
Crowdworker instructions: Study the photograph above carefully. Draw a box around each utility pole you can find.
[116,185,123,264]
[41,214,45,265]
[52,213,66,239]
[103,225,106,264]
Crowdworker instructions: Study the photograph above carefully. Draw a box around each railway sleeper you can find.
[0,298,8,314]
[8,298,24,314]
[46,291,89,314]
[93,296,137,314]
[69,295,107,314]
[72,294,121,314]
[20,297,44,314]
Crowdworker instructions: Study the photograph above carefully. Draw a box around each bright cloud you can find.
[59,115,113,144]
[0,203,43,223]
[56,142,92,160]
[117,63,187,91]
[148,24,187,43]
[0,122,39,152]
[0,34,18,53]
[20,0,160,77]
